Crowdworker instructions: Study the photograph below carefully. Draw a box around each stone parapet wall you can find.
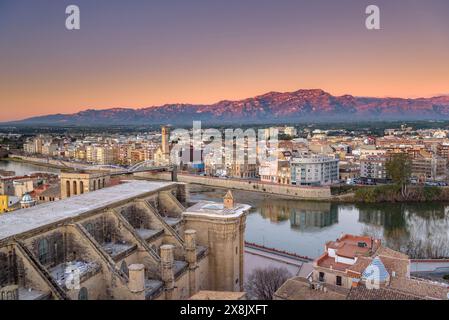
[135,172,332,200]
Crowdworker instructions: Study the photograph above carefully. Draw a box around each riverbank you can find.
[345,184,449,203]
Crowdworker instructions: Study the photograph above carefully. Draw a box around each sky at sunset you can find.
[1,0,449,121]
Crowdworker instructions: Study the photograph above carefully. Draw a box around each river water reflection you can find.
[190,186,449,259]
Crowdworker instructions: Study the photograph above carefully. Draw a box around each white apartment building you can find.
[291,155,339,186]
[259,160,278,183]
[360,156,387,180]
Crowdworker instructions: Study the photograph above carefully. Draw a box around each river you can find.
[0,160,60,176]
[190,185,449,260]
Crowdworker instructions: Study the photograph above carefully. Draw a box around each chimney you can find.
[128,264,145,294]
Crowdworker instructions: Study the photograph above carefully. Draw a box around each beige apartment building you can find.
[411,154,447,182]
[95,146,115,165]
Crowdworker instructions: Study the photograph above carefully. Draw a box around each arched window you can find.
[93,180,96,191]
[73,181,77,195]
[54,237,64,263]
[102,178,106,188]
[38,239,49,265]
[80,181,84,194]
[120,261,129,277]
[98,179,101,189]
[66,181,71,197]
[78,287,88,300]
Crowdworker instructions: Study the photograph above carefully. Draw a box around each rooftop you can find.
[317,235,387,276]
[274,277,347,300]
[0,180,176,241]
[325,234,380,260]
[275,276,447,300]
[185,201,251,218]
[38,184,61,198]
[316,255,350,272]
[346,285,421,300]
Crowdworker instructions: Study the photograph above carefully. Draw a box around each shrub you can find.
[422,186,442,201]
[354,185,401,203]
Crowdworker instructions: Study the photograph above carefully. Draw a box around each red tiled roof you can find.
[336,244,371,259]
[317,255,350,272]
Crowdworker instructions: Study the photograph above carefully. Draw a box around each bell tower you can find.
[161,125,170,156]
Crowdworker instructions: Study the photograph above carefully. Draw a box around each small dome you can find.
[362,256,390,283]
[20,193,35,204]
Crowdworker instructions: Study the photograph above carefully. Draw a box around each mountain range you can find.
[7,89,449,126]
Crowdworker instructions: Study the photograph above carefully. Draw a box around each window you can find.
[78,287,88,300]
[73,181,77,195]
[336,276,342,286]
[38,239,50,265]
[66,181,71,197]
[80,181,84,194]
[319,272,325,282]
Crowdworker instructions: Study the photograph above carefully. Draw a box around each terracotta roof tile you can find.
[347,286,421,300]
